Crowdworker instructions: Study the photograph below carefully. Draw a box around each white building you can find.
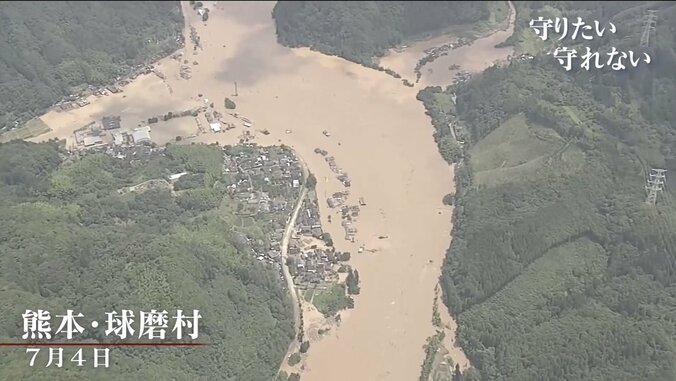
[210,122,222,132]
[132,126,151,144]
[112,131,124,146]
[168,172,188,181]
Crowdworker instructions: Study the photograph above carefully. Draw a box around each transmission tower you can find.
[640,10,658,48]
[645,168,667,205]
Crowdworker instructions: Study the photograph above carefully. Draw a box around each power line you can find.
[640,10,658,48]
[645,168,667,205]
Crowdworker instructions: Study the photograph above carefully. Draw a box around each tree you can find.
[0,142,295,380]
[288,352,301,366]
[437,136,463,163]
[346,268,360,295]
[306,173,317,190]
[462,368,481,381]
[272,2,492,65]
[289,373,301,381]
[422,4,676,377]
[0,2,183,132]
[224,97,236,109]
[321,232,333,247]
[452,364,464,381]
[443,193,455,206]
[299,341,310,353]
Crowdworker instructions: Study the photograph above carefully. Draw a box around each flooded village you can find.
[67,99,258,153]
[19,0,518,378]
[71,118,360,309]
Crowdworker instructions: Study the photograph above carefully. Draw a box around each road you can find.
[277,153,310,377]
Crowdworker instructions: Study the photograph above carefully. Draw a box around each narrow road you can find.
[277,152,310,377]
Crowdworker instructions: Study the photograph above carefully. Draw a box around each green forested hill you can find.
[0,142,294,380]
[0,1,183,131]
[418,2,676,380]
[272,1,491,65]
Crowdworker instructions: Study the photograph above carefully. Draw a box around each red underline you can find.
[0,343,208,347]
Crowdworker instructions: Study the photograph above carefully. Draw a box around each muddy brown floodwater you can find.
[30,1,516,379]
[380,1,516,88]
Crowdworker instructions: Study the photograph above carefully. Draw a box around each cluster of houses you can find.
[203,110,237,133]
[423,38,469,58]
[510,53,535,62]
[224,146,303,188]
[340,205,361,242]
[171,52,194,79]
[452,71,473,85]
[297,198,323,238]
[233,190,276,215]
[55,65,158,112]
[107,145,305,275]
[287,242,347,288]
[413,38,472,81]
[323,154,351,187]
[287,195,352,288]
[74,116,152,150]
[57,97,90,111]
[221,145,305,268]
[99,144,158,163]
[326,191,349,209]
[106,140,352,289]
[326,192,363,242]
[325,191,364,242]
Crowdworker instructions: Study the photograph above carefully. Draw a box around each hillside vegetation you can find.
[0,142,294,380]
[419,2,676,380]
[272,1,492,65]
[500,1,649,54]
[0,1,183,132]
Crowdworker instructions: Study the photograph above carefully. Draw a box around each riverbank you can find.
[379,0,516,88]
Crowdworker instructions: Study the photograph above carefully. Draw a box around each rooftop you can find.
[132,128,151,144]
[102,116,121,130]
[83,136,103,147]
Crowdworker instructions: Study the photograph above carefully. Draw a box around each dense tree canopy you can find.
[272,1,491,65]
[419,2,676,380]
[0,142,294,380]
[0,1,183,131]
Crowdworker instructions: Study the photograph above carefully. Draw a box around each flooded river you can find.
[31,1,516,379]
